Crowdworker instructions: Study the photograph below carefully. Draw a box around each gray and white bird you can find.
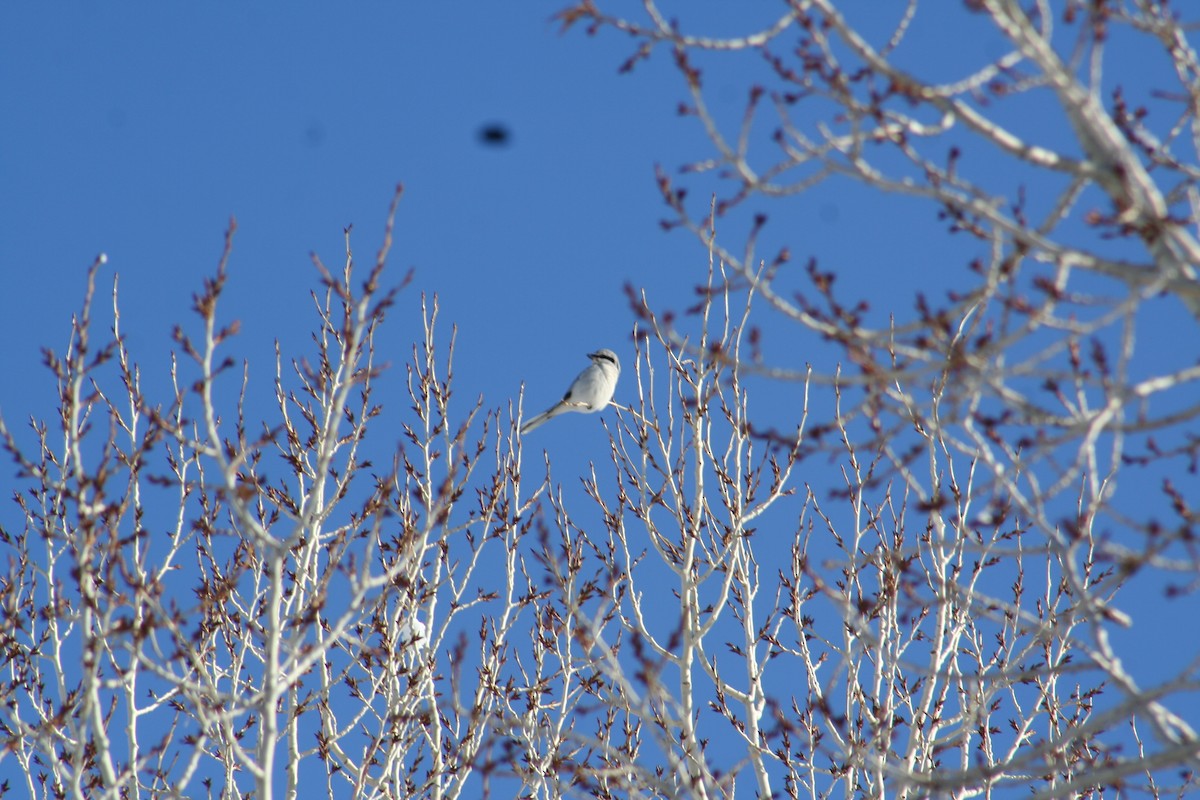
[521,348,620,434]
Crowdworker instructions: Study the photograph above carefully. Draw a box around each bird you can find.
[521,349,620,434]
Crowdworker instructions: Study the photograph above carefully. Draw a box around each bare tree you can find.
[0,190,578,800]
[5,2,1200,799]
[540,1,1200,798]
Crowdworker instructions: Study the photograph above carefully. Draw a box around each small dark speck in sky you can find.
[477,123,512,147]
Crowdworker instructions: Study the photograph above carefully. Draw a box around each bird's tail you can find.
[520,403,563,435]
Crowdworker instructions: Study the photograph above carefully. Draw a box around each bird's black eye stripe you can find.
[592,352,616,364]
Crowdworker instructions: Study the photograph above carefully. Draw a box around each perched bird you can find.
[521,349,620,434]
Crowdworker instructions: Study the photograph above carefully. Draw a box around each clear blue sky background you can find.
[0,2,935,423]
[2,1,1196,790]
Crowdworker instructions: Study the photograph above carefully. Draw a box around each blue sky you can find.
[3,1,1198,793]
[0,2,945,423]
[2,4,679,411]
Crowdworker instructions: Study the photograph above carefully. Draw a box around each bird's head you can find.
[589,349,620,373]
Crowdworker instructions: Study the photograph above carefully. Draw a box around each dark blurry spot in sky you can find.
[477,123,512,148]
